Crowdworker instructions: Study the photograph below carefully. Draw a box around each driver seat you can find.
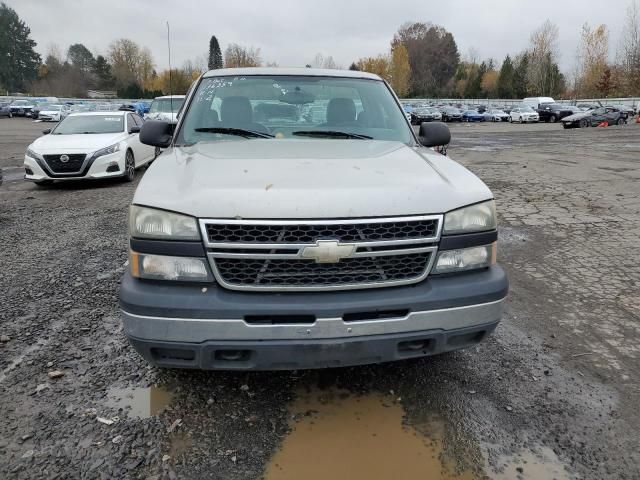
[220,96,269,134]
[324,98,356,126]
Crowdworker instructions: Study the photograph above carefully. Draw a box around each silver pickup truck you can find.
[120,68,508,370]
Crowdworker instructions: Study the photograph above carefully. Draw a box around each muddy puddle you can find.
[105,385,173,419]
[264,388,473,480]
[492,446,571,480]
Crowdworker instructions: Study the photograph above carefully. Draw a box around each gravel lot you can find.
[1,117,639,479]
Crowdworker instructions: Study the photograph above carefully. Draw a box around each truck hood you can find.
[133,139,493,219]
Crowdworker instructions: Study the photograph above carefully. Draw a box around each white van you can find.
[523,97,555,109]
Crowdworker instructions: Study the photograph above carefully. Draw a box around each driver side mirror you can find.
[128,125,141,134]
[42,129,51,135]
[419,122,451,148]
[139,120,173,148]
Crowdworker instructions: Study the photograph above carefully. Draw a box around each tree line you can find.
[2,1,640,99]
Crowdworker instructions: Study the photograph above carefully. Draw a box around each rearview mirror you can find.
[128,125,141,134]
[139,120,172,148]
[42,129,51,135]
[418,122,451,148]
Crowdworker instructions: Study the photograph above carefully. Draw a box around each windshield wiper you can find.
[194,127,274,138]
[292,130,372,140]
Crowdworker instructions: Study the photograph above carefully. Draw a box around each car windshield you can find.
[52,115,124,134]
[150,98,184,113]
[12,100,29,106]
[177,75,413,145]
[44,105,63,111]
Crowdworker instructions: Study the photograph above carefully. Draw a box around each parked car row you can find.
[401,99,636,127]
[1,96,189,125]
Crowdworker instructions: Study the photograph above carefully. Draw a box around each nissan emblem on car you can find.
[59,154,69,163]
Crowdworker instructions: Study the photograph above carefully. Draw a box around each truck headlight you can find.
[92,143,120,160]
[129,205,200,240]
[444,200,496,234]
[432,243,496,274]
[130,251,211,282]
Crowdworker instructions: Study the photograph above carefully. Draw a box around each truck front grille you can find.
[205,218,439,244]
[43,154,86,173]
[215,253,431,288]
[200,216,442,291]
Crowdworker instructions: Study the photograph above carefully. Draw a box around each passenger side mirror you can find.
[418,122,451,148]
[42,129,51,135]
[139,120,173,148]
[128,125,141,134]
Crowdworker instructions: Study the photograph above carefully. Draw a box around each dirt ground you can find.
[1,117,639,479]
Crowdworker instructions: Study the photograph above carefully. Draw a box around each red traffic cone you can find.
[636,115,640,124]
[597,121,608,128]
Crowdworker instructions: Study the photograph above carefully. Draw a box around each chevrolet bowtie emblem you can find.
[301,240,356,263]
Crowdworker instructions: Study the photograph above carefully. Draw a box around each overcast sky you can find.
[6,0,632,73]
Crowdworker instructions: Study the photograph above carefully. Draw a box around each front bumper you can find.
[24,150,126,181]
[120,266,508,370]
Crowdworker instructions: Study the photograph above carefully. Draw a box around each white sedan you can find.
[509,107,539,123]
[38,104,69,122]
[24,111,156,186]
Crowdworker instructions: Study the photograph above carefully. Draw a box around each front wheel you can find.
[508,116,512,123]
[616,118,624,125]
[549,115,557,123]
[519,117,524,124]
[579,119,589,128]
[124,150,135,182]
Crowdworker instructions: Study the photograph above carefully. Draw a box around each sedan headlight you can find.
[26,147,42,160]
[444,200,496,234]
[130,251,211,282]
[92,143,120,160]
[129,205,200,240]
[432,243,496,274]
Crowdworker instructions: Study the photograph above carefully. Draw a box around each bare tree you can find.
[224,44,261,68]
[617,0,640,95]
[527,20,561,95]
[576,23,610,97]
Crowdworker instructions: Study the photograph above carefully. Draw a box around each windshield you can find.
[176,75,412,145]
[52,115,124,134]
[12,100,29,106]
[150,98,184,113]
[44,105,63,111]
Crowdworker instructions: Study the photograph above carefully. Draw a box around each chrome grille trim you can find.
[199,215,442,292]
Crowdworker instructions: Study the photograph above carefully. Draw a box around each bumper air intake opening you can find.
[343,309,410,322]
[398,338,436,355]
[106,163,120,173]
[244,314,315,325]
[214,349,252,362]
[25,167,34,175]
[150,347,196,362]
[446,330,487,348]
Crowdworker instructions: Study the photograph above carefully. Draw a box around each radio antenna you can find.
[167,21,173,113]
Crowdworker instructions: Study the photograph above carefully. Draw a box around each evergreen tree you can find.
[208,36,223,70]
[513,53,530,98]
[496,55,515,98]
[67,43,95,73]
[93,55,114,90]
[0,2,41,92]
[349,62,359,71]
